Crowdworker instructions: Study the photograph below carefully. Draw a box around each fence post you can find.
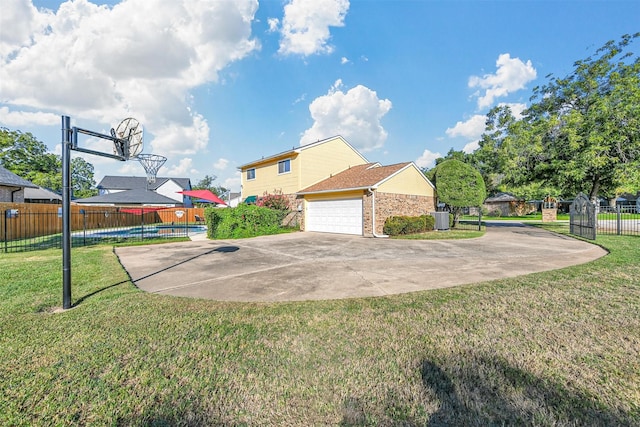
[3,210,7,253]
[477,207,482,231]
[617,204,621,235]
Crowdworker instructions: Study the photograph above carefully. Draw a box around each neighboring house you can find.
[24,186,63,204]
[74,188,184,207]
[0,165,38,202]
[227,192,242,208]
[91,176,193,207]
[484,192,537,217]
[239,136,436,236]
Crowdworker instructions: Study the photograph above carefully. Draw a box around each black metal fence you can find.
[2,208,206,253]
[597,205,640,236]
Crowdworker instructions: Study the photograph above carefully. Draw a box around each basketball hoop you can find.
[137,153,167,184]
[111,118,143,160]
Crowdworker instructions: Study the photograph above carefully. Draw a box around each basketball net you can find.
[137,154,167,184]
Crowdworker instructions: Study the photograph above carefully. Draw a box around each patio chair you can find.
[194,214,205,224]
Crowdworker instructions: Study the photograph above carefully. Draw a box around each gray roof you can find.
[74,188,181,205]
[0,165,38,188]
[97,175,191,191]
[24,186,62,201]
[485,192,521,203]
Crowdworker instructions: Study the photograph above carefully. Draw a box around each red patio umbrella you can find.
[178,189,227,206]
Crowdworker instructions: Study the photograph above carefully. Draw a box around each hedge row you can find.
[383,214,436,236]
[205,204,288,239]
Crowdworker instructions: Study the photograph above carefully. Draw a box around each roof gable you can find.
[238,135,368,170]
[297,162,413,194]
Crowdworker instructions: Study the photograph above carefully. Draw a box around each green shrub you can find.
[205,204,284,239]
[421,214,435,231]
[383,215,434,236]
[383,216,406,236]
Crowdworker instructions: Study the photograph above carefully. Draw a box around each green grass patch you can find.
[1,233,638,425]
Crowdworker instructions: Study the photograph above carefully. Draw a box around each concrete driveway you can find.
[114,222,607,302]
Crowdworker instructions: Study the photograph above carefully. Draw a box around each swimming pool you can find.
[81,224,207,239]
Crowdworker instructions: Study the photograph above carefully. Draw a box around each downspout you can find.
[10,188,21,202]
[368,187,388,238]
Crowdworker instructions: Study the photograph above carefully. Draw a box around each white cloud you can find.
[415,149,442,169]
[469,53,536,109]
[267,18,279,33]
[277,0,349,56]
[445,114,486,140]
[0,107,59,127]
[497,102,527,119]
[0,0,259,158]
[149,113,210,156]
[223,171,241,192]
[301,80,392,152]
[341,56,349,64]
[462,141,480,154]
[166,157,195,177]
[213,158,229,170]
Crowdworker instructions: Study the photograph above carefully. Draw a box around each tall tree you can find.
[0,128,97,197]
[478,33,640,202]
[71,157,97,198]
[429,159,486,225]
[0,128,60,187]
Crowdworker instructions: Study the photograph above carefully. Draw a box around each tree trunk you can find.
[588,179,600,203]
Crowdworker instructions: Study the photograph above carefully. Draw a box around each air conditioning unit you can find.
[430,212,450,231]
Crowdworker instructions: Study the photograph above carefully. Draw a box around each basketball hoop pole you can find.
[62,116,72,310]
[60,114,139,310]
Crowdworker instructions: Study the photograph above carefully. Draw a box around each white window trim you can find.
[246,168,256,181]
[278,158,291,175]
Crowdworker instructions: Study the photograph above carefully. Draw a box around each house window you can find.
[278,159,291,174]
[247,168,256,180]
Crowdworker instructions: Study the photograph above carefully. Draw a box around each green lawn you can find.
[1,227,638,425]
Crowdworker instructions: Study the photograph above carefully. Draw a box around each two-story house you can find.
[239,136,436,236]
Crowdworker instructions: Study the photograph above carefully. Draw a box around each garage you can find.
[306,198,363,235]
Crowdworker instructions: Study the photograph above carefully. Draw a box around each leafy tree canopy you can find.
[193,174,229,199]
[474,33,640,201]
[432,159,487,208]
[0,128,97,197]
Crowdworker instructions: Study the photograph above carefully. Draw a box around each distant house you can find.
[239,136,436,236]
[0,165,38,203]
[24,186,63,204]
[74,176,192,207]
[227,192,242,208]
[484,192,537,217]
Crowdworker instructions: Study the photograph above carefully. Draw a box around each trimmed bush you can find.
[205,204,284,239]
[383,214,435,236]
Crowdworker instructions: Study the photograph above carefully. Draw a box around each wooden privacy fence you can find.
[1,203,205,242]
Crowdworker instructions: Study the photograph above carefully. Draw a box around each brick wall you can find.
[365,192,436,236]
[0,186,25,203]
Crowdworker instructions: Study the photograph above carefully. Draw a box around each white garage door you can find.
[306,198,363,235]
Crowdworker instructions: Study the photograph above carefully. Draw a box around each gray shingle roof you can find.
[0,165,38,188]
[74,188,181,205]
[97,176,191,191]
[24,186,62,201]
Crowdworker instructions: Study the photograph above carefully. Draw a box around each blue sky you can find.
[1,0,639,192]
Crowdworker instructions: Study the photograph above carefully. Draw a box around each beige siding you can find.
[241,155,300,198]
[377,165,435,197]
[298,137,368,188]
[240,136,368,199]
